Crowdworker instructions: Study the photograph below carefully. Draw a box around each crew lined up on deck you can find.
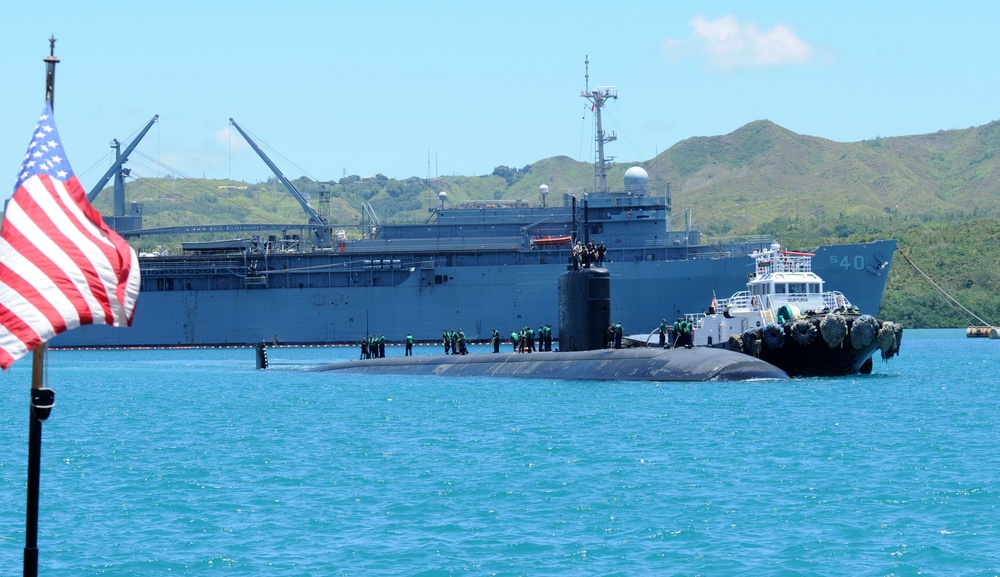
[359,333,387,359]
[355,315,695,358]
[673,318,694,349]
[441,329,469,355]
[509,324,553,353]
[570,241,606,271]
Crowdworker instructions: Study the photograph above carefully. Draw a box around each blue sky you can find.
[3,1,999,200]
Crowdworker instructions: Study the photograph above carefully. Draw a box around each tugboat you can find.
[684,243,903,376]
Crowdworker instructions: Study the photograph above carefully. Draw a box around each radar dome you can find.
[623,166,649,195]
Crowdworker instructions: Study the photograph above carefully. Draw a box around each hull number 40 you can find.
[830,255,866,270]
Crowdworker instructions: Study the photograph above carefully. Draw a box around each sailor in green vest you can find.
[659,319,668,348]
[451,329,459,355]
[457,329,467,355]
[613,321,623,349]
[673,318,683,348]
[675,318,690,348]
[682,319,693,348]
[378,333,385,358]
[491,328,500,353]
[511,329,519,352]
[405,333,414,356]
[443,329,451,355]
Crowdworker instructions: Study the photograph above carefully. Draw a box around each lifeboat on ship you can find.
[530,235,572,248]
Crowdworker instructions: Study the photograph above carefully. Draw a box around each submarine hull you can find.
[311,347,789,382]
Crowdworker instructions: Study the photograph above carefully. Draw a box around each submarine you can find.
[311,346,788,382]
[265,267,789,382]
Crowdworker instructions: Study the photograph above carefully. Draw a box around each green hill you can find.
[84,120,1000,329]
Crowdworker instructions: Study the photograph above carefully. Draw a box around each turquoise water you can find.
[1,329,998,576]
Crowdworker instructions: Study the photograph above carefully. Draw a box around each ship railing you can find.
[703,235,774,254]
[341,236,523,254]
[139,258,249,277]
[639,240,735,260]
[755,253,813,275]
[822,291,853,310]
[708,234,772,246]
[447,200,530,210]
[718,291,752,310]
[259,258,415,274]
[689,251,735,260]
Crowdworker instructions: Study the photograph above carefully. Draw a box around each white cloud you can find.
[214,127,251,153]
[665,14,813,71]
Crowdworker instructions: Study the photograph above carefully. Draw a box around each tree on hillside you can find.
[491,164,531,186]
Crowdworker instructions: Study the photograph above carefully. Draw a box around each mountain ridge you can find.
[82,118,1000,328]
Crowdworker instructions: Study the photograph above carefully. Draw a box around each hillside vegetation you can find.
[85,120,1000,329]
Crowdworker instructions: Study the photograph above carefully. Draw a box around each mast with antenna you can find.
[580,55,617,193]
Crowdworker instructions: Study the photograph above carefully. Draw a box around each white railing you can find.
[822,291,853,310]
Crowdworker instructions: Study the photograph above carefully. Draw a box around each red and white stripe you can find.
[0,173,140,369]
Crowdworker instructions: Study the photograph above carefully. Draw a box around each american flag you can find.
[0,104,140,369]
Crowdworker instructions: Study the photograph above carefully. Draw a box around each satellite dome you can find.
[438,191,448,200]
[538,184,549,193]
[623,166,649,195]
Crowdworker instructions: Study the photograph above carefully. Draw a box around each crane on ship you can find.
[103,117,338,248]
[86,114,159,232]
[228,118,332,248]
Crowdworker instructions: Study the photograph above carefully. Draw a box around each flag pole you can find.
[24,35,60,577]
[25,346,53,577]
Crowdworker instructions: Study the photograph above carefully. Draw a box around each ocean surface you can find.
[1,329,997,576]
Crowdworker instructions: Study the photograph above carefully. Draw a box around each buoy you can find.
[967,326,1000,338]
[255,342,269,369]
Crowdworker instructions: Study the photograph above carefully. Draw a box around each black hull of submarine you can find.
[311,347,789,382]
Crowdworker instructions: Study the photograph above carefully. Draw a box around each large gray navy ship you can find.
[51,68,896,349]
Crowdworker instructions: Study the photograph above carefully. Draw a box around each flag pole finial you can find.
[44,36,59,110]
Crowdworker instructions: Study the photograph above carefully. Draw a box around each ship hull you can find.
[51,240,896,348]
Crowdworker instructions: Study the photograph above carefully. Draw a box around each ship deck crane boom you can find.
[229,118,331,248]
[86,114,159,204]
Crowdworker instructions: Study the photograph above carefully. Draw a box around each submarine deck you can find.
[311,346,789,382]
